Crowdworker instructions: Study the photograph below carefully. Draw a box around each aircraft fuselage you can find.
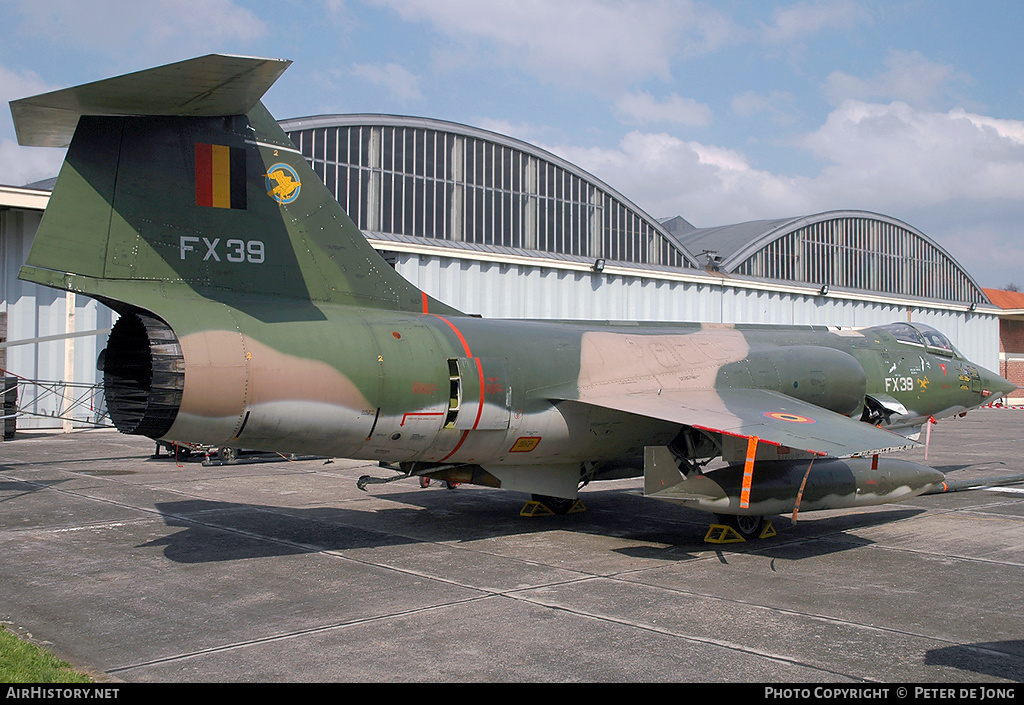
[103,301,1006,486]
[15,54,1015,519]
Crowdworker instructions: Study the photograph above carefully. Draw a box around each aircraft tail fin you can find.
[13,54,459,315]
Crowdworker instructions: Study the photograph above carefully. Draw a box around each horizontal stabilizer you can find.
[11,54,291,147]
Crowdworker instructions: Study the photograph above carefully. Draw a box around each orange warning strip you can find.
[791,458,816,523]
[740,435,759,509]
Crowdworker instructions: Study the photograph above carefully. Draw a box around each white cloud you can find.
[0,66,57,130]
[614,92,712,127]
[793,100,1024,286]
[535,98,1024,287]
[0,66,66,185]
[548,99,1024,224]
[800,100,1024,205]
[0,139,66,188]
[824,50,973,108]
[0,65,53,98]
[370,0,738,90]
[351,63,423,103]
[543,131,810,225]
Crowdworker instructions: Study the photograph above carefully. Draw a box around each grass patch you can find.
[0,626,93,683]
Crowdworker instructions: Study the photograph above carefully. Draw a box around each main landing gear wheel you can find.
[417,477,461,490]
[716,514,765,541]
[531,494,577,515]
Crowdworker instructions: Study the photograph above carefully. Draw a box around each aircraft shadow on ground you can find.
[142,497,474,563]
[142,489,706,563]
[0,455,146,470]
[613,506,925,562]
[141,485,924,565]
[924,641,1024,681]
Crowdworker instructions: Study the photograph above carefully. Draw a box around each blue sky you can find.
[2,0,1024,289]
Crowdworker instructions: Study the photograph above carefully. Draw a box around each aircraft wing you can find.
[560,387,918,457]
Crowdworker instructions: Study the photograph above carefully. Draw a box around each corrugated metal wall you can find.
[394,251,1001,371]
[1,209,114,428]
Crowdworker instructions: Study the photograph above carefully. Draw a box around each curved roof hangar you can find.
[279,114,700,270]
[665,210,988,304]
[280,115,986,305]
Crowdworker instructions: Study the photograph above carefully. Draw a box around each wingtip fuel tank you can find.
[645,445,944,516]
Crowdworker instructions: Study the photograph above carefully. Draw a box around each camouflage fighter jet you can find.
[11,55,1015,538]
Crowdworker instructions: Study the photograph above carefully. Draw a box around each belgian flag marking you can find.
[195,143,247,209]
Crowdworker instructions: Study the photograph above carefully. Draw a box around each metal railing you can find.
[2,372,112,429]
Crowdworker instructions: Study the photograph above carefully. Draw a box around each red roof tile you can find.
[983,288,1024,309]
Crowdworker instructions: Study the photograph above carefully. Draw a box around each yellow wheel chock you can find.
[759,521,777,539]
[705,524,744,543]
[704,520,776,543]
[520,501,555,517]
[565,499,586,514]
[519,499,586,517]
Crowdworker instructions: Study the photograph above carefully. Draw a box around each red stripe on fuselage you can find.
[471,356,485,430]
[429,314,486,456]
[429,314,472,357]
[440,430,470,462]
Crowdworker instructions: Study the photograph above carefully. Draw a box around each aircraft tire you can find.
[532,494,576,514]
[717,513,765,540]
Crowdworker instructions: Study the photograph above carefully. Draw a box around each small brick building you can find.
[982,288,1024,403]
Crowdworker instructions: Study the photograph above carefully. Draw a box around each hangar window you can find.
[731,216,986,304]
[286,121,693,269]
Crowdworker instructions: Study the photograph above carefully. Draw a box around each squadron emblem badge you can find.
[265,163,301,204]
